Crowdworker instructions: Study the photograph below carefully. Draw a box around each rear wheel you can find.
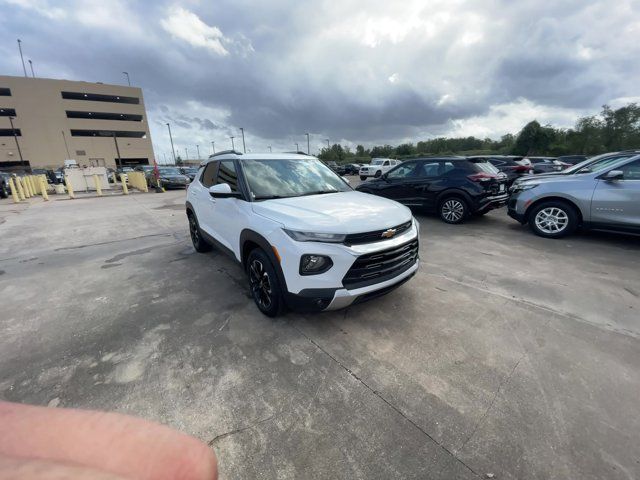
[188,211,212,252]
[247,249,284,317]
[360,175,366,181]
[439,196,468,224]
[374,170,382,178]
[528,201,578,238]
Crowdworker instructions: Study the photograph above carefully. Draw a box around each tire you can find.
[360,176,367,181]
[247,248,284,317]
[374,170,382,178]
[528,201,578,239]
[187,211,212,252]
[439,196,468,224]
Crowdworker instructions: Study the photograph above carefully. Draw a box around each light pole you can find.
[28,60,35,78]
[230,136,235,150]
[122,71,130,86]
[8,117,25,167]
[185,147,188,160]
[196,144,200,159]
[166,123,176,164]
[295,142,299,151]
[325,139,330,149]
[211,141,215,154]
[240,127,246,153]
[17,39,27,78]
[268,145,272,153]
[112,132,122,168]
[305,132,310,154]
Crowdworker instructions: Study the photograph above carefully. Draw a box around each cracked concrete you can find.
[1,188,639,479]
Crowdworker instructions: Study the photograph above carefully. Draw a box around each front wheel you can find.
[439,197,468,224]
[529,201,578,238]
[247,249,284,317]
[374,170,382,178]
[360,175,367,181]
[188,212,212,252]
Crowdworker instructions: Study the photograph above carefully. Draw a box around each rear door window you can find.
[201,161,218,187]
[620,159,640,180]
[216,160,239,192]
[417,161,440,177]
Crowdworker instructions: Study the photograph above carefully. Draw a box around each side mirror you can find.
[603,170,624,181]
[209,183,241,198]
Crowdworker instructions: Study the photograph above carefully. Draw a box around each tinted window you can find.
[387,162,418,179]
[471,161,500,174]
[217,160,239,192]
[441,161,456,175]
[201,162,218,187]
[417,161,440,177]
[620,159,640,180]
[383,161,390,166]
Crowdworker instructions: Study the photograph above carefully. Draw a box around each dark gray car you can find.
[508,154,640,238]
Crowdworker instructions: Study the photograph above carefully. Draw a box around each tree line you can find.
[317,103,640,163]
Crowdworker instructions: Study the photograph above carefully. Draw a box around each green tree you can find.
[512,121,556,155]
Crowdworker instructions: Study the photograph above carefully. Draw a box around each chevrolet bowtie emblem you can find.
[381,228,397,238]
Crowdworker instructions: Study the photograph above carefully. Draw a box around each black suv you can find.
[356,157,508,223]
[0,172,11,198]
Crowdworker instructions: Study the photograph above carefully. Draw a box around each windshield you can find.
[159,167,181,175]
[241,158,351,200]
[371,159,385,165]
[564,154,634,174]
[183,168,197,173]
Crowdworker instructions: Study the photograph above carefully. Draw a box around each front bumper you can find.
[507,193,527,223]
[477,193,509,212]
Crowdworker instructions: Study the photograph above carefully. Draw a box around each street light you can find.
[325,139,330,149]
[17,39,27,77]
[211,141,215,154]
[268,145,272,153]
[166,123,176,164]
[240,127,246,153]
[305,132,310,154]
[185,147,188,160]
[230,136,235,150]
[8,116,25,167]
[28,60,35,78]
[196,144,200,159]
[122,71,130,86]
[295,142,299,151]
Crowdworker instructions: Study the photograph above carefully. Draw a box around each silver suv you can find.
[508,153,640,238]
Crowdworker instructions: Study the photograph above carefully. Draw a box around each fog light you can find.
[300,254,333,275]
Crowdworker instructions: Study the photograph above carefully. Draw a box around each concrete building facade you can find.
[0,75,155,171]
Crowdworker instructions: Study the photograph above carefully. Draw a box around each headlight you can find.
[283,229,346,243]
[299,254,333,275]
[511,183,539,192]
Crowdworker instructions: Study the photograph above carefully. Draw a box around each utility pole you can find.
[112,132,122,168]
[305,132,310,154]
[325,139,330,149]
[17,39,27,77]
[8,117,25,168]
[61,131,71,158]
[295,142,299,151]
[122,71,130,86]
[28,60,35,78]
[240,127,246,153]
[230,136,235,150]
[211,141,215,154]
[185,147,188,160]
[166,123,176,164]
[196,144,200,159]
[268,145,272,152]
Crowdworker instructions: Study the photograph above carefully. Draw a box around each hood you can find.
[251,191,412,233]
[516,173,594,187]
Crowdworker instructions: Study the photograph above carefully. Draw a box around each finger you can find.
[0,454,130,480]
[0,402,217,480]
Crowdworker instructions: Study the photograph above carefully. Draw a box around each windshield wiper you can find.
[299,190,339,196]
[253,194,294,200]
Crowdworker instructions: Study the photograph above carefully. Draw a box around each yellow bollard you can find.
[112,172,118,185]
[120,174,129,195]
[94,174,102,196]
[15,177,26,200]
[22,177,32,198]
[39,176,49,201]
[65,176,75,199]
[28,176,38,196]
[8,177,20,203]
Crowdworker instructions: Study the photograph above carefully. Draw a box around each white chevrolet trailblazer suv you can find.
[186,151,420,316]
[359,158,401,181]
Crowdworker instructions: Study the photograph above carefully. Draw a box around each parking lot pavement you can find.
[1,191,639,480]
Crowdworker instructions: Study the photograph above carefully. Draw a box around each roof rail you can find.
[283,151,312,156]
[208,150,243,159]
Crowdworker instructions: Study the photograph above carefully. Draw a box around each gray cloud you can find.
[1,0,638,156]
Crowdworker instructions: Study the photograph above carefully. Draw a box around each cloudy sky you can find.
[1,0,639,160]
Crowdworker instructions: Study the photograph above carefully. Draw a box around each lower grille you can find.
[342,239,419,290]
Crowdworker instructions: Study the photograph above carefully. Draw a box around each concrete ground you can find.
[1,184,639,480]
